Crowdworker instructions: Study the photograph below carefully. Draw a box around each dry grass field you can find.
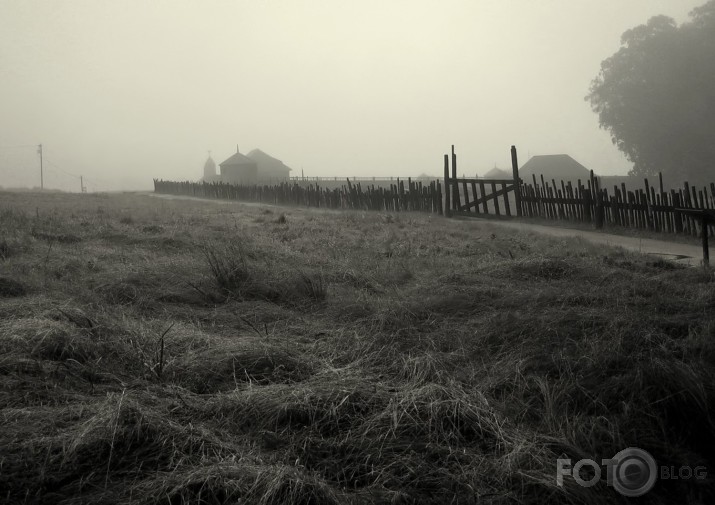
[1,191,714,504]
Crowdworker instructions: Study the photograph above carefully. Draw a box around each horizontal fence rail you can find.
[290,176,439,183]
[153,179,443,214]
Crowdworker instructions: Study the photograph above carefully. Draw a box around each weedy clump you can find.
[202,241,327,306]
[202,241,253,293]
[283,270,327,303]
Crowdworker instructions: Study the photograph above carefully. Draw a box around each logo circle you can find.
[611,448,657,497]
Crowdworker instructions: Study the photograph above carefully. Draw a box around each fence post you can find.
[702,214,710,268]
[451,145,460,211]
[644,178,654,230]
[436,180,443,215]
[595,178,604,229]
[581,182,592,223]
[444,154,451,217]
[589,171,603,229]
[511,145,522,217]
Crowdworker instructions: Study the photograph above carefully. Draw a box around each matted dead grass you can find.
[0,190,713,504]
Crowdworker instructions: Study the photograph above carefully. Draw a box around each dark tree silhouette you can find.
[586,1,715,184]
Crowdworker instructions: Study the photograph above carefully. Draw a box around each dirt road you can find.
[467,218,708,267]
[147,192,708,266]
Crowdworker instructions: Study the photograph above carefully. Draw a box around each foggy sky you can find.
[0,1,705,192]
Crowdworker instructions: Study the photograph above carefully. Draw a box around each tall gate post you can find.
[444,154,452,217]
[451,145,461,211]
[511,145,522,217]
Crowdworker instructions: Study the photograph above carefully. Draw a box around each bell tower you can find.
[203,151,216,180]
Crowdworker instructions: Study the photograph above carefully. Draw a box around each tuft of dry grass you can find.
[203,242,253,294]
[202,241,327,306]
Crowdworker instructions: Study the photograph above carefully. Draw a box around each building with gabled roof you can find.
[519,154,591,183]
[219,147,258,185]
[201,146,295,185]
[247,149,292,182]
[483,167,512,179]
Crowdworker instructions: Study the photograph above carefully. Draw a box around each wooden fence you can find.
[153,179,443,214]
[443,145,521,219]
[290,176,438,183]
[155,146,713,238]
[440,145,715,238]
[517,169,715,237]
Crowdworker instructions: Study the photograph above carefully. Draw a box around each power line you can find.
[34,165,107,192]
[2,145,119,192]
[0,144,37,150]
[43,153,112,188]
[42,150,113,186]
[43,158,82,179]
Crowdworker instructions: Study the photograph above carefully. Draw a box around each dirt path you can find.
[145,192,708,266]
[147,192,276,207]
[469,218,707,267]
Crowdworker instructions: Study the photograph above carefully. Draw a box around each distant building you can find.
[519,154,591,183]
[200,146,293,185]
[483,167,512,179]
[247,149,292,182]
[218,147,258,185]
[203,154,217,180]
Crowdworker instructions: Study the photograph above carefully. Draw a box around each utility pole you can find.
[37,144,43,190]
[80,176,86,193]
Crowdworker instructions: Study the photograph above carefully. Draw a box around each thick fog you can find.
[0,1,704,191]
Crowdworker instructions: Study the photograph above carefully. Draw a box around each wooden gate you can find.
[443,145,522,218]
